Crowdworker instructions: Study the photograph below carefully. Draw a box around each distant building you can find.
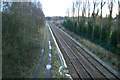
[56,20,65,24]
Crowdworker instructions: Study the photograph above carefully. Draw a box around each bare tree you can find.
[118,0,120,44]
[72,1,75,22]
[82,1,87,17]
[75,0,82,26]
[100,0,106,38]
[92,0,99,37]
[100,0,106,19]
[88,0,90,19]
[107,0,113,42]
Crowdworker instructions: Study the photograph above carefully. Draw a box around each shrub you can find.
[82,23,87,34]
[73,20,77,32]
[62,18,73,31]
[101,24,107,41]
[87,20,93,36]
[78,20,84,33]
[110,29,117,46]
[93,24,100,39]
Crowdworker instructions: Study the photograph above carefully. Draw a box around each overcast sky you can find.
[40,0,118,18]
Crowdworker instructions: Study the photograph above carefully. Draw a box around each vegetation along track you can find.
[32,29,46,78]
[45,27,52,78]
[48,21,120,79]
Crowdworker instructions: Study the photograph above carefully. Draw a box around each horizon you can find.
[40,0,118,18]
[1,0,119,18]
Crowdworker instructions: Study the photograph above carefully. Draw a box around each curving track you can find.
[48,21,120,79]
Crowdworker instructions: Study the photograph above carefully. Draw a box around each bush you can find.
[87,20,93,36]
[101,24,107,41]
[93,24,100,39]
[62,18,73,31]
[61,17,118,54]
[82,23,87,34]
[79,19,85,32]
[73,20,77,32]
[110,30,117,46]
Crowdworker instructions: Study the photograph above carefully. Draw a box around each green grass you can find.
[49,31,64,78]
[38,26,49,78]
[51,47,64,78]
[38,26,64,78]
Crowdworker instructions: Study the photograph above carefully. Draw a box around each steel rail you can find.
[49,22,79,79]
[52,24,95,79]
[48,22,73,79]
[50,23,83,79]
[59,29,115,78]
[50,23,95,79]
[48,21,67,68]
[56,26,120,79]
[54,23,120,79]
[55,26,110,79]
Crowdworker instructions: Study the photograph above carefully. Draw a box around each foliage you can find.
[73,20,77,32]
[62,18,73,32]
[82,22,87,34]
[93,24,100,39]
[101,24,107,41]
[2,2,45,78]
[110,29,117,46]
[87,19,93,36]
[62,17,118,55]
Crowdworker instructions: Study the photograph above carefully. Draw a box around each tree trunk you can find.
[88,0,90,24]
[72,2,75,23]
[118,1,120,44]
[107,1,113,43]
[92,4,96,37]
[100,0,103,39]
[77,9,79,27]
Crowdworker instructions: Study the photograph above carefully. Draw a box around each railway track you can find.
[48,21,120,79]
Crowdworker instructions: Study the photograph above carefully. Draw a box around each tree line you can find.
[2,2,45,77]
[62,0,120,54]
